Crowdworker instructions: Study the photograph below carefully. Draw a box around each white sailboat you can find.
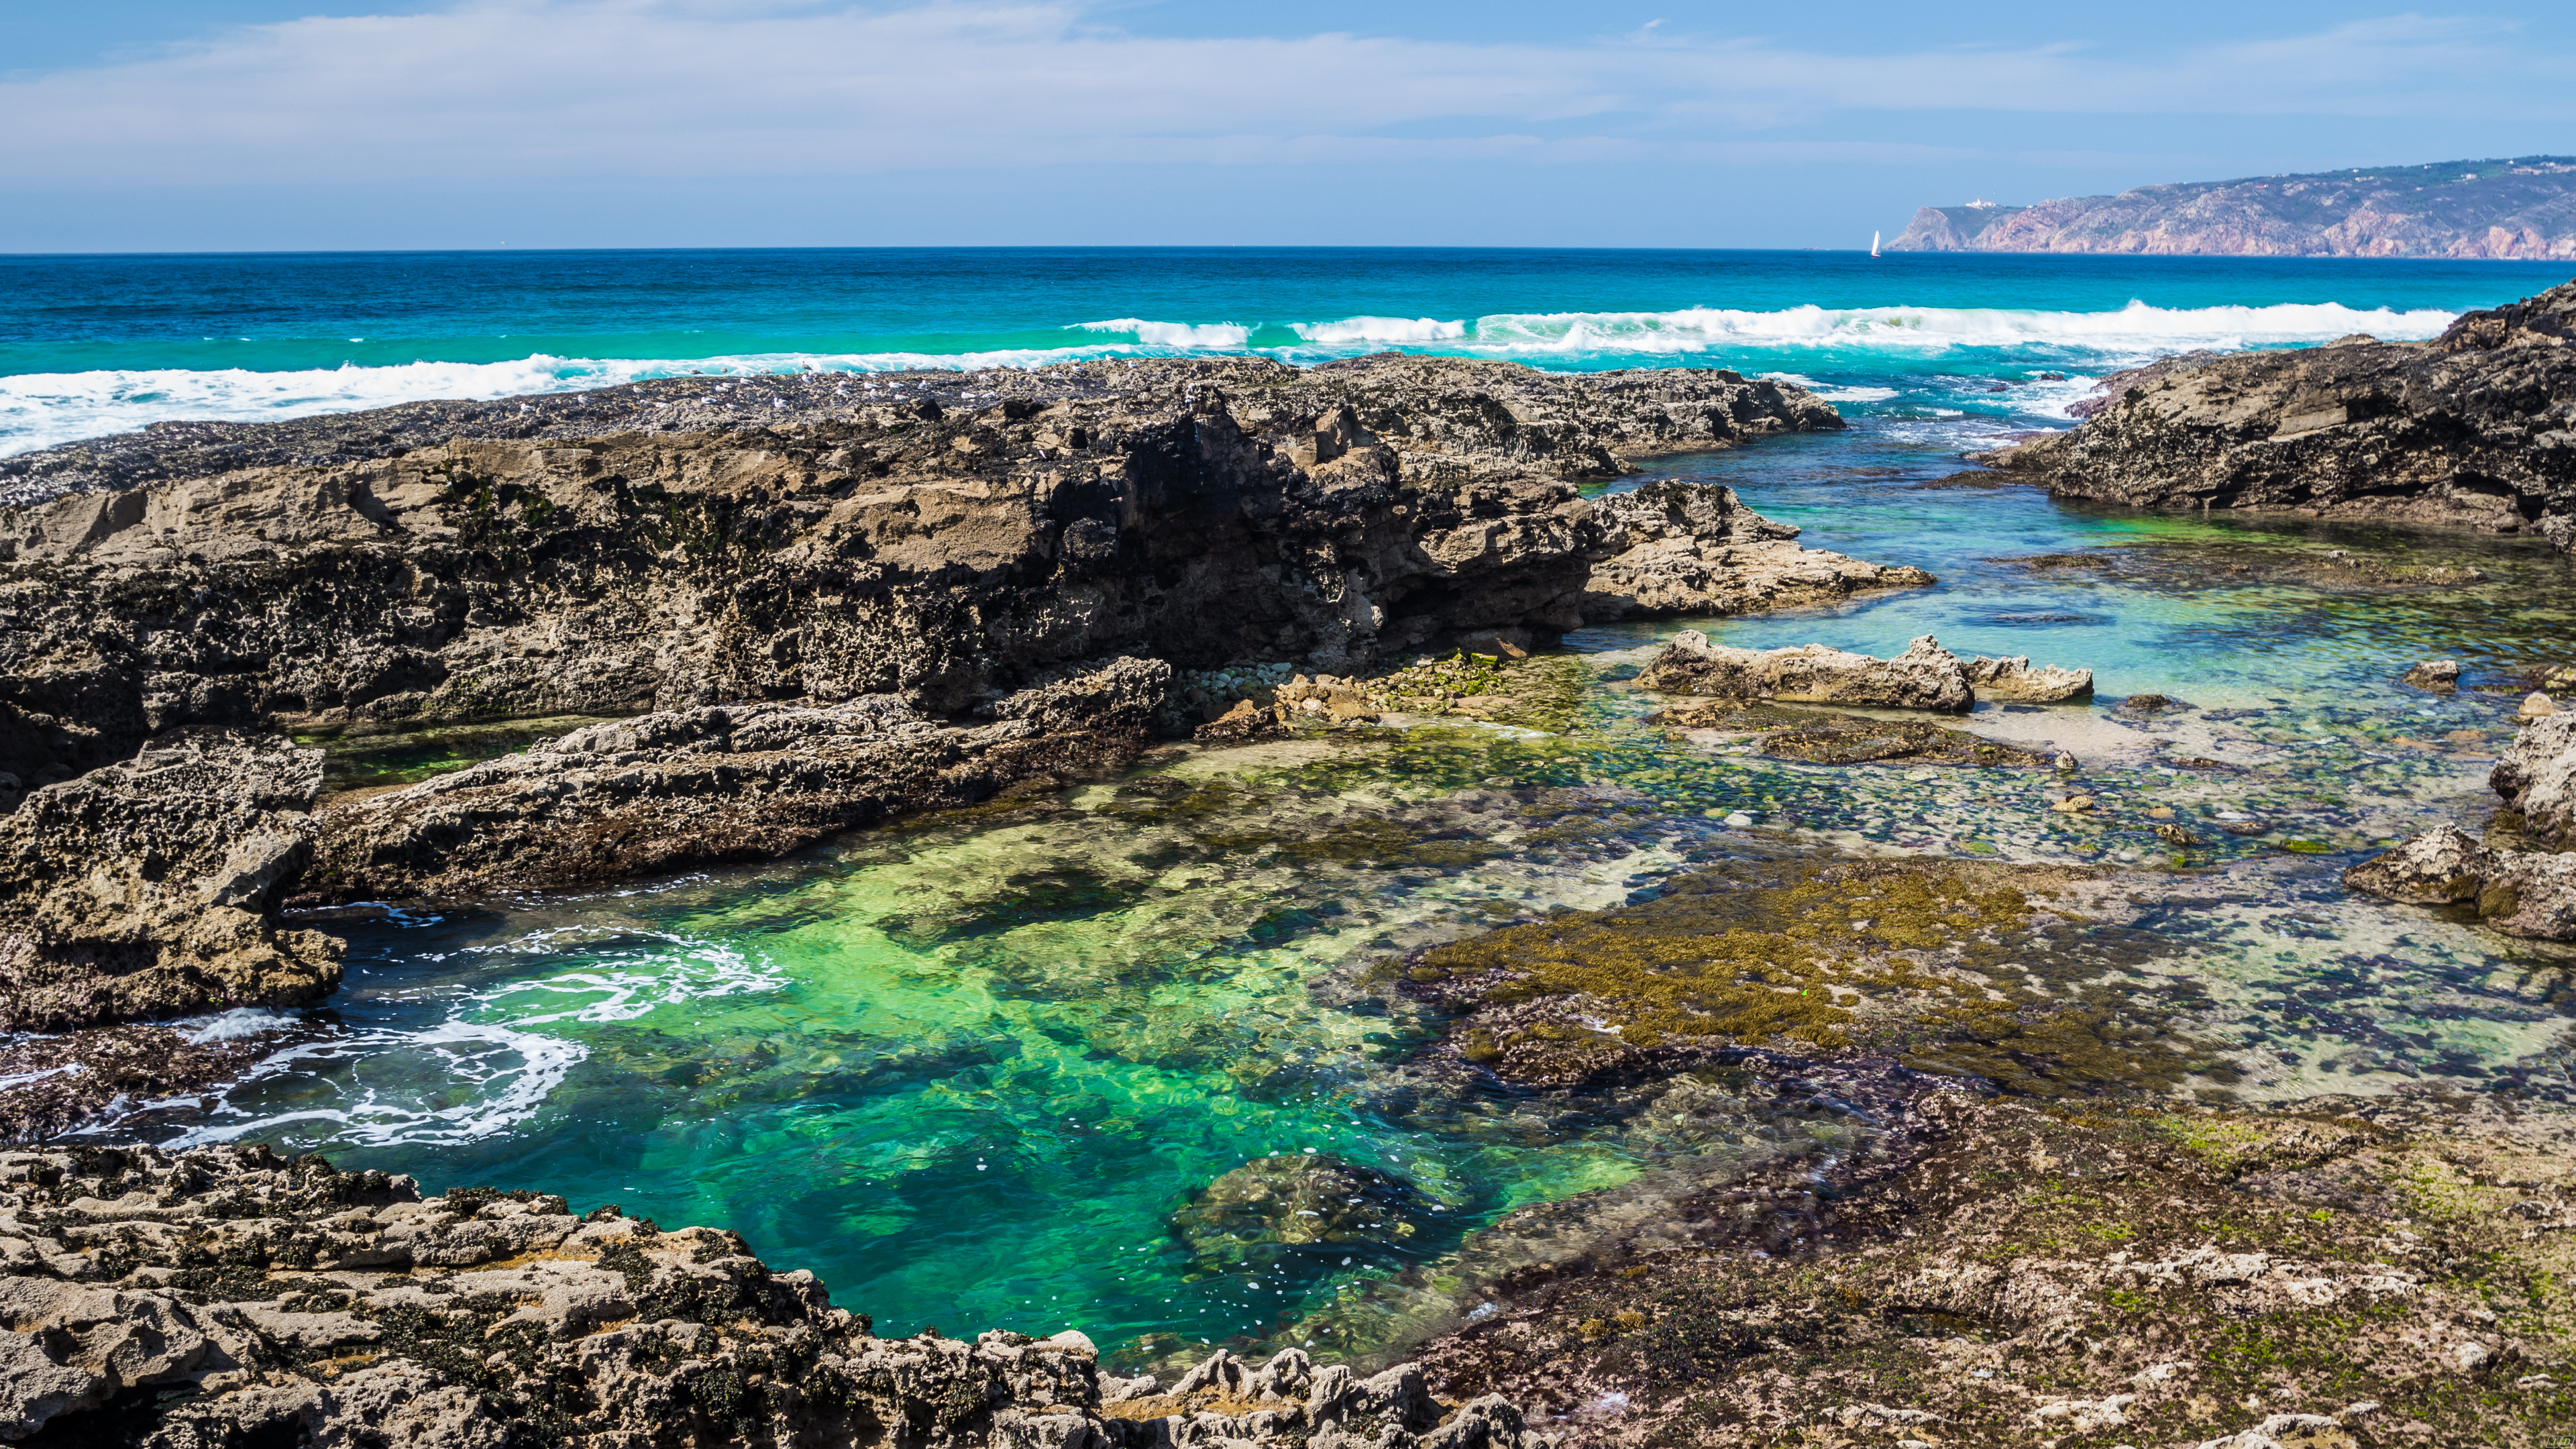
[1870,230,1882,258]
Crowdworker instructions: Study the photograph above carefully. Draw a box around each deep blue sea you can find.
[5,248,2571,455]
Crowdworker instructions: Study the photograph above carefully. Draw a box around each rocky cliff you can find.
[0,355,1851,801]
[1888,155,2576,258]
[1986,278,2576,552]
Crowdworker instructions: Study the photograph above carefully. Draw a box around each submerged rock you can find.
[0,729,341,1032]
[0,1144,1553,1449]
[1649,702,2058,768]
[2402,658,2464,690]
[1984,277,2576,553]
[301,657,1170,904]
[1637,632,1976,712]
[1171,1155,1437,1271]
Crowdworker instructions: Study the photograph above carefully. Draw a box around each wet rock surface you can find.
[1988,277,2576,553]
[0,356,1851,796]
[0,1143,1554,1449]
[0,729,341,1033]
[299,656,1171,905]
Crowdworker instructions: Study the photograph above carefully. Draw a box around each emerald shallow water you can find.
[121,409,2576,1371]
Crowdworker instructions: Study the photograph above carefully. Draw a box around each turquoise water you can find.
[5,248,2569,454]
[36,248,2576,1371]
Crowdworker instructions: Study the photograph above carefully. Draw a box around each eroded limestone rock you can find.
[0,729,341,1032]
[2493,712,2576,847]
[1962,653,2094,703]
[1637,632,1976,712]
[1578,480,1933,620]
[302,657,1171,904]
[0,1144,1553,1449]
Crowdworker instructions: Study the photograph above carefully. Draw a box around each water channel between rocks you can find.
[109,417,2576,1375]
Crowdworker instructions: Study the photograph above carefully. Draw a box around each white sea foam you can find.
[168,1019,589,1148]
[1289,316,1468,345]
[0,301,2459,457]
[1075,318,1252,348]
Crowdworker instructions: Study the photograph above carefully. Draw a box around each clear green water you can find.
[132,415,2576,1371]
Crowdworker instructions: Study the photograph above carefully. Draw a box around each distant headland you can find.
[1890,156,2576,258]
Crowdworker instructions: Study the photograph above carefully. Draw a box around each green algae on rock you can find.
[1407,857,2208,1096]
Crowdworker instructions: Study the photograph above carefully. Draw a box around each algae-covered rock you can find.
[1637,632,1974,712]
[1171,1155,1437,1272]
[1652,703,2057,767]
[1407,857,2191,1095]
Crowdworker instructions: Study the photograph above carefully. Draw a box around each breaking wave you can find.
[0,300,2458,456]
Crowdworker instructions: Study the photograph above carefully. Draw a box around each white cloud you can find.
[0,1,2562,186]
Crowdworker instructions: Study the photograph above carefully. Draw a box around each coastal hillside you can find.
[1890,156,2576,258]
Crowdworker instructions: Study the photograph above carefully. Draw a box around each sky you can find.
[3,1,2572,252]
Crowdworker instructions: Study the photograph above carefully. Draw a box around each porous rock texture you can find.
[1577,480,1932,619]
[0,1143,1552,1449]
[1635,632,1986,712]
[298,657,1171,905]
[2493,711,2576,847]
[1961,653,2095,703]
[1988,278,2576,552]
[0,729,341,1032]
[2344,716,2576,938]
[0,356,1856,797]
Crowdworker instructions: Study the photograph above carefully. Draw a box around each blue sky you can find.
[3,1,2571,252]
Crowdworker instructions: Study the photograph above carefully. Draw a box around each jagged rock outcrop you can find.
[301,657,1169,904]
[0,356,1852,798]
[0,729,341,1031]
[2493,712,2576,847]
[0,1143,1550,1449]
[1578,480,1933,619]
[1988,279,2576,553]
[1636,633,1981,712]
[2345,718,2576,939]
[1962,654,2094,703]
[1887,157,2576,258]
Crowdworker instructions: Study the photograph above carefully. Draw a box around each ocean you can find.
[5,247,2569,456]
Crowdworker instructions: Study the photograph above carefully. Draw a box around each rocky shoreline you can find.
[10,335,2576,1449]
[1986,277,2576,553]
